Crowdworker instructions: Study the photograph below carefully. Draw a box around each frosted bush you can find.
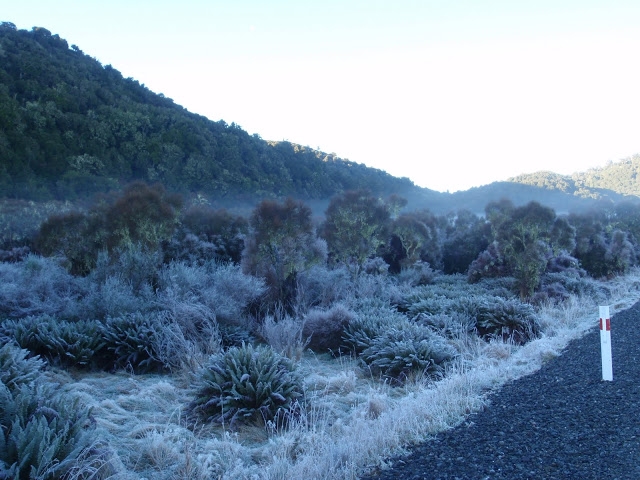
[294,264,353,309]
[261,314,308,360]
[188,343,303,428]
[359,322,455,384]
[342,300,408,355]
[302,304,355,353]
[0,255,86,319]
[1,315,105,368]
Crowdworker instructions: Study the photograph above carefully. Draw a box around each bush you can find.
[395,261,436,286]
[0,383,97,480]
[341,300,408,355]
[101,312,168,373]
[188,343,303,427]
[1,315,105,369]
[0,255,86,319]
[359,323,455,384]
[261,314,308,361]
[302,304,355,353]
[0,343,100,479]
[295,264,352,309]
[474,297,540,343]
[0,343,44,392]
[156,260,266,324]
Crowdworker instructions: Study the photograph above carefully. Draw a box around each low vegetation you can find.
[1,181,640,478]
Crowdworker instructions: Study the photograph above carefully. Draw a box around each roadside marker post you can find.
[599,306,613,381]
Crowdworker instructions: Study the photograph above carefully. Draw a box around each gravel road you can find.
[361,301,640,480]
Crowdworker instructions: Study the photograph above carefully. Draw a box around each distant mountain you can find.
[508,156,640,199]
[1,22,637,216]
[0,22,416,202]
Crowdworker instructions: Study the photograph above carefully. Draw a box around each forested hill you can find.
[0,22,416,201]
[508,155,640,198]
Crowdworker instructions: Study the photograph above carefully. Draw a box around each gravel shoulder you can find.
[362,301,640,480]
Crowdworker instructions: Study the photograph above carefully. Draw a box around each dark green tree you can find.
[321,190,390,275]
[241,198,326,308]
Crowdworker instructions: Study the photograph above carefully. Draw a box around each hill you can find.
[0,22,416,202]
[508,155,640,199]
[1,21,638,216]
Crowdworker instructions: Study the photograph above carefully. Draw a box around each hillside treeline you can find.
[509,154,640,198]
[0,22,413,201]
[11,181,640,303]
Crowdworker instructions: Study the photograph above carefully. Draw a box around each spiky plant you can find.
[189,343,303,427]
[0,344,100,480]
[1,315,105,369]
[0,343,44,391]
[475,297,540,344]
[359,323,455,384]
[0,383,98,480]
[341,303,407,355]
[100,312,167,372]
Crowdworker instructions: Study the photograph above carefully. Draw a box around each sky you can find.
[4,1,640,192]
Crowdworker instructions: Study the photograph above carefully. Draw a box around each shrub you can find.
[1,315,105,369]
[341,300,408,355]
[156,260,266,324]
[261,314,308,360]
[188,343,303,427]
[100,312,168,373]
[0,255,86,319]
[474,297,540,344]
[0,343,44,392]
[359,323,455,384]
[302,304,355,353]
[395,261,436,286]
[170,205,248,264]
[0,383,97,480]
[295,264,352,309]
[242,198,327,310]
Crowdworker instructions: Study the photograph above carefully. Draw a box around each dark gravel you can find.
[361,301,640,480]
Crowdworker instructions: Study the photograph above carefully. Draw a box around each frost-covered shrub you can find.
[467,242,506,283]
[189,343,303,427]
[415,312,476,338]
[295,264,352,309]
[0,346,99,479]
[81,251,155,320]
[359,323,455,384]
[395,261,436,286]
[0,246,31,263]
[261,315,308,360]
[302,304,355,353]
[534,271,606,305]
[341,300,408,355]
[0,255,86,319]
[1,315,105,369]
[0,343,44,392]
[473,297,540,343]
[363,257,389,275]
[157,261,266,323]
[101,312,168,372]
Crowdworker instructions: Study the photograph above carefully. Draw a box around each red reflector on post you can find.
[599,318,611,331]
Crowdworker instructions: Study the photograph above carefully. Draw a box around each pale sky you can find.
[4,1,640,192]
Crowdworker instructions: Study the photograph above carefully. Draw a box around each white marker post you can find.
[599,306,613,381]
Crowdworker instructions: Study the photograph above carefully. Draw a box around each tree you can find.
[321,190,390,275]
[442,209,491,275]
[386,209,442,273]
[241,198,326,308]
[104,181,182,253]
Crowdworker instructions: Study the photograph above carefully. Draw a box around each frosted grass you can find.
[62,269,640,479]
